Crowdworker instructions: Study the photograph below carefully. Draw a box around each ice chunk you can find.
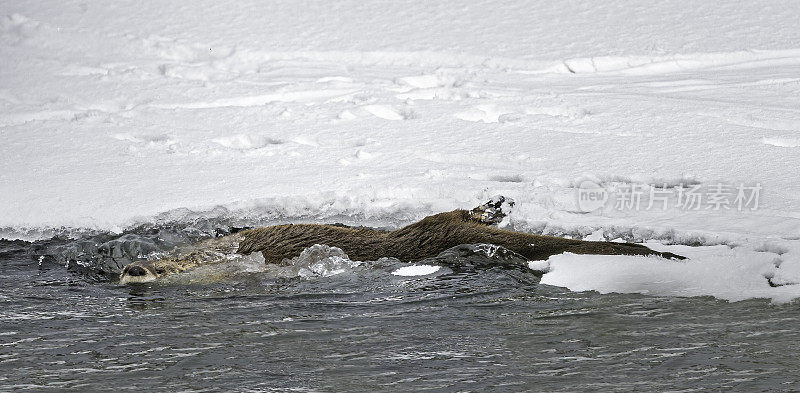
[391,265,441,276]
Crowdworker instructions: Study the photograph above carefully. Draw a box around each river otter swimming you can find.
[119,198,684,284]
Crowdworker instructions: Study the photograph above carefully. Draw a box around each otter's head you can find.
[119,261,164,284]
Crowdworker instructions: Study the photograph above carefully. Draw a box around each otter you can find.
[119,234,242,284]
[119,205,684,284]
[237,210,683,263]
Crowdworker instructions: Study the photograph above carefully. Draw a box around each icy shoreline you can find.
[2,0,800,302]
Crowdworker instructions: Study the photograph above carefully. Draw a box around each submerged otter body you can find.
[120,209,683,284]
[238,210,683,264]
[119,234,242,284]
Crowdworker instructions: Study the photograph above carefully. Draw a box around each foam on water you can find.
[283,244,363,278]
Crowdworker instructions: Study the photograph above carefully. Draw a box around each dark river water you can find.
[1,223,800,392]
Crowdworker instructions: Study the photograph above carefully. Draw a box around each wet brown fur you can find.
[120,234,242,282]
[238,210,684,263]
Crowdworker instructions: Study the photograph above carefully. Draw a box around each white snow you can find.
[762,137,800,148]
[540,247,794,303]
[362,105,408,121]
[2,0,800,301]
[526,260,551,273]
[392,265,441,277]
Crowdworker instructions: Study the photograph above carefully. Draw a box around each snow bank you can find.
[540,241,800,303]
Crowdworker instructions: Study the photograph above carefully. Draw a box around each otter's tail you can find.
[566,241,685,260]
